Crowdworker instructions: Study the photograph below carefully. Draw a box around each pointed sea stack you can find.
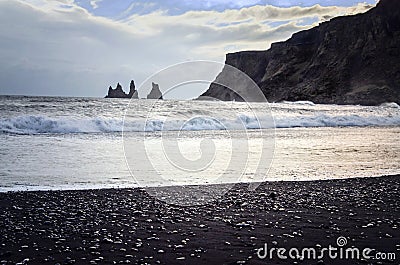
[128,80,139,99]
[147,82,163,99]
[105,81,139,98]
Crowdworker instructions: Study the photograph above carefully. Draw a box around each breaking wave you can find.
[380,102,400,108]
[0,116,125,134]
[1,113,400,135]
[281,100,316,106]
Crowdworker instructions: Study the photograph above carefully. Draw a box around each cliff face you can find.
[202,0,400,105]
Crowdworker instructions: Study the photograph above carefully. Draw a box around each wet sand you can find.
[0,176,399,264]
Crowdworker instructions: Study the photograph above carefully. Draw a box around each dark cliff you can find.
[202,0,400,105]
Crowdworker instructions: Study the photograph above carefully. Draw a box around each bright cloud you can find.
[0,0,375,98]
[178,0,264,9]
[90,0,102,9]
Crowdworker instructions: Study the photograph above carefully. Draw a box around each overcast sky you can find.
[0,0,376,98]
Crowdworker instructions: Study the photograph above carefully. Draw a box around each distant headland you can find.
[201,0,400,105]
[105,80,163,99]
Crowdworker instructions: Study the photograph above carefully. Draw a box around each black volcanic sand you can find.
[1,176,399,265]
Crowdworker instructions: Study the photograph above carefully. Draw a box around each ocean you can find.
[1,95,400,192]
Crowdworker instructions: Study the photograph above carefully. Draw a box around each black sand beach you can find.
[1,176,399,264]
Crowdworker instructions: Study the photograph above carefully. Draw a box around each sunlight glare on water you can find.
[0,96,399,191]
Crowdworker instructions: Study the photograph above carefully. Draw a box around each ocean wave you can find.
[1,113,400,135]
[0,116,124,134]
[281,100,316,106]
[275,114,400,128]
[380,102,400,108]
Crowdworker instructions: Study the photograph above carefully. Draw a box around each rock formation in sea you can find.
[147,82,163,99]
[201,0,400,105]
[128,80,139,99]
[105,80,138,99]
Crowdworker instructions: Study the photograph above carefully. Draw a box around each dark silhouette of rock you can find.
[202,0,400,105]
[105,80,139,99]
[128,80,139,99]
[107,86,113,96]
[147,82,163,99]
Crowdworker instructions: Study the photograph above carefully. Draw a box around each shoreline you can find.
[2,173,400,194]
[1,175,399,264]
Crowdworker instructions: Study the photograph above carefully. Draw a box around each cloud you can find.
[120,3,374,56]
[90,0,102,9]
[116,2,157,18]
[0,0,375,98]
[179,0,264,9]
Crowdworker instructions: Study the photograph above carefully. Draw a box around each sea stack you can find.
[105,83,126,98]
[147,82,163,100]
[128,80,139,99]
[105,80,139,98]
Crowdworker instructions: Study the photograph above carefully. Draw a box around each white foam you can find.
[0,183,138,193]
[281,100,316,106]
[380,102,400,108]
[1,111,400,135]
[275,114,400,128]
[0,115,124,134]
